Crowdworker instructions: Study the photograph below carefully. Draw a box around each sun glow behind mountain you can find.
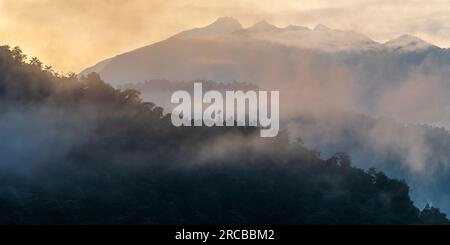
[0,0,450,72]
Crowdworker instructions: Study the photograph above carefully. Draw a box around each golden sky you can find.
[0,0,449,72]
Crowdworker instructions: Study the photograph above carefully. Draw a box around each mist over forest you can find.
[122,77,450,215]
[0,45,448,224]
[93,17,450,216]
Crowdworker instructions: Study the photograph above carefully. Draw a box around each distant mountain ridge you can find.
[80,17,443,86]
[76,17,450,217]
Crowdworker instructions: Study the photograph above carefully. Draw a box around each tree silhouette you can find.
[0,45,447,224]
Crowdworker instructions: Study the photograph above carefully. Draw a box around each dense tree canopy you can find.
[0,45,447,224]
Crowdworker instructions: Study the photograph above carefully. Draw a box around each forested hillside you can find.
[0,45,447,224]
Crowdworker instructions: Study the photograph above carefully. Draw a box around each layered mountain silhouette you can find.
[81,17,450,215]
[4,45,449,224]
[80,17,443,86]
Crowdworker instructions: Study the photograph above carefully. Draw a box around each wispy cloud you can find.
[0,0,449,72]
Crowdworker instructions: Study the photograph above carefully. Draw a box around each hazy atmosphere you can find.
[1,0,450,72]
[1,0,450,226]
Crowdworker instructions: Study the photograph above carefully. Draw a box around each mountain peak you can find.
[388,34,425,43]
[210,17,242,29]
[175,17,242,38]
[384,34,435,51]
[247,20,280,32]
[314,24,331,31]
[284,24,310,31]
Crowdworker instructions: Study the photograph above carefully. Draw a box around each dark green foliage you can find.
[419,204,450,225]
[0,45,447,224]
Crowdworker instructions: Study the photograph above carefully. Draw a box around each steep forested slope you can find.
[0,45,447,224]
